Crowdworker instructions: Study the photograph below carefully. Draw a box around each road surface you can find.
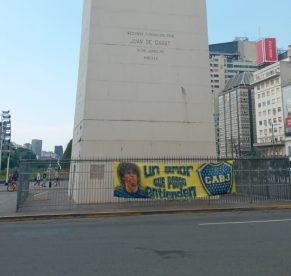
[1,210,291,276]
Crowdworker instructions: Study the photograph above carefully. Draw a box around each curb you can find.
[1,204,291,222]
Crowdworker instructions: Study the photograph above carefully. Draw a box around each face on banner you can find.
[113,161,235,199]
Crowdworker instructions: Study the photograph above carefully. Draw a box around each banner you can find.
[113,161,235,199]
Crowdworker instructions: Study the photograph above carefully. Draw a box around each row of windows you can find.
[258,136,284,143]
[258,108,282,117]
[259,127,283,135]
[258,117,283,126]
[257,99,281,108]
[254,67,280,82]
[211,85,220,88]
[255,77,280,90]
[257,88,280,98]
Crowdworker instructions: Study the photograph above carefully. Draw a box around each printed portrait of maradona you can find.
[114,162,148,198]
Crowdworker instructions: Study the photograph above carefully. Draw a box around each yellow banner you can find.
[114,161,236,199]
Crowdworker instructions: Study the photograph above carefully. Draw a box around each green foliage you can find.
[1,147,36,170]
[62,139,72,160]
[61,139,72,170]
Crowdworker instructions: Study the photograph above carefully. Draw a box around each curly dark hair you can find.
[117,162,140,186]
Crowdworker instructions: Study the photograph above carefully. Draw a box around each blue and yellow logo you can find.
[198,162,234,196]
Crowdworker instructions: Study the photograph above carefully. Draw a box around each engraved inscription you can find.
[127,31,174,61]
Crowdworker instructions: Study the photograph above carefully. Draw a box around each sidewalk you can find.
[0,191,17,216]
[1,185,291,222]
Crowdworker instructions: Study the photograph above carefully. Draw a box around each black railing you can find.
[16,157,291,213]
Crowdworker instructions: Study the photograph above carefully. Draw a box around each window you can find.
[278,107,282,112]
[273,108,276,115]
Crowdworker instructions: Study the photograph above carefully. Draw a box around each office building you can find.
[31,139,42,159]
[209,38,258,155]
[252,48,291,156]
[218,72,256,157]
[54,145,63,159]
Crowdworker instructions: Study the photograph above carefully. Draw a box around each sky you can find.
[0,0,290,151]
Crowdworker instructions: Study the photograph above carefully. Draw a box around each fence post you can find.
[17,160,28,211]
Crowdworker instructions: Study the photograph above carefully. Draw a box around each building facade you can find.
[31,139,42,159]
[252,54,291,156]
[54,145,63,159]
[209,38,257,155]
[218,72,256,157]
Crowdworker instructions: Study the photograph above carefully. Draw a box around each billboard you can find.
[282,85,291,136]
[114,161,236,199]
[257,40,264,65]
[257,38,278,65]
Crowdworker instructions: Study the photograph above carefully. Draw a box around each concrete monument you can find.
[72,0,215,159]
[70,0,215,203]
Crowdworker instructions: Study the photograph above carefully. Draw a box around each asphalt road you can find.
[1,210,291,276]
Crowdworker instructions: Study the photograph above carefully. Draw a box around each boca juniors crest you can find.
[198,162,233,196]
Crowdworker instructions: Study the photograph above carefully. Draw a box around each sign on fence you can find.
[114,161,236,199]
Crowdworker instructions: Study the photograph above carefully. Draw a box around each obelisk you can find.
[72,0,215,158]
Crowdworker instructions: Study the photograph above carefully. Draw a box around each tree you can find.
[62,139,72,160]
[1,147,36,170]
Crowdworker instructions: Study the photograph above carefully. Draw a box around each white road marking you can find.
[199,218,291,226]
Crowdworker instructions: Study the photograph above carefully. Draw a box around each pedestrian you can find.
[54,170,60,186]
[42,172,47,187]
[35,172,41,186]
[13,170,19,182]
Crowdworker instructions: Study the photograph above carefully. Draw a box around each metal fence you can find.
[16,157,291,213]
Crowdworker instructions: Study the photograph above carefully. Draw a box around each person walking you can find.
[42,172,47,187]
